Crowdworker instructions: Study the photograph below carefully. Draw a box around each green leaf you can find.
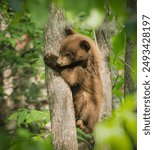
[17,110,28,126]
[77,128,92,139]
[0,131,11,150]
[8,112,19,121]
[94,120,132,150]
[77,128,93,148]
[41,72,45,80]
[124,113,137,144]
[111,30,126,57]
[94,94,137,150]
[27,110,50,124]
[16,128,32,139]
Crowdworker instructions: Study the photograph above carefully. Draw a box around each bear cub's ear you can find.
[80,40,90,52]
[65,28,75,36]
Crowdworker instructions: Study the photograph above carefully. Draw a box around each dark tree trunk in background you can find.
[44,4,78,150]
[124,37,136,96]
[124,0,137,96]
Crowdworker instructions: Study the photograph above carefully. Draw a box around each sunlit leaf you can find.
[8,112,19,121]
[16,128,32,139]
[111,30,126,56]
[27,110,50,124]
[94,94,137,150]
[17,109,28,126]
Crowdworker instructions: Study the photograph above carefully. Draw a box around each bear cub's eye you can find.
[65,52,73,58]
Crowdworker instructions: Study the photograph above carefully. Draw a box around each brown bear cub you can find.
[44,28,103,133]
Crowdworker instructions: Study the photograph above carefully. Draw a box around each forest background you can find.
[0,0,136,150]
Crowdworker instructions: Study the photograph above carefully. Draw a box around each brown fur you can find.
[44,28,103,133]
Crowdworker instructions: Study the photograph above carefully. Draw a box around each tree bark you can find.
[95,25,112,150]
[124,37,136,96]
[124,0,137,96]
[96,26,112,119]
[44,4,78,150]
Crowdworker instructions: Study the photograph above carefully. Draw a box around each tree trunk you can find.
[95,25,112,119]
[124,0,137,96]
[95,26,112,150]
[124,37,136,96]
[44,4,78,150]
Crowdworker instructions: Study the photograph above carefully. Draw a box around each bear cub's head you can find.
[56,28,91,67]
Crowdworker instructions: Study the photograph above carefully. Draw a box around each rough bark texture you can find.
[95,25,112,150]
[44,4,78,150]
[124,0,137,96]
[124,37,136,96]
[96,28,112,119]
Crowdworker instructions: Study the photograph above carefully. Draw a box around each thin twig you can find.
[93,28,99,50]
[101,30,134,72]
[112,76,119,89]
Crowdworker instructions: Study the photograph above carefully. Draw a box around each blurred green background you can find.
[0,0,136,150]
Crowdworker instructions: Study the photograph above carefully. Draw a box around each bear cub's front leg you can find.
[44,52,61,72]
[61,67,84,87]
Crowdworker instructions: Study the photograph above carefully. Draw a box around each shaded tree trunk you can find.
[124,0,137,96]
[124,37,136,96]
[44,4,78,150]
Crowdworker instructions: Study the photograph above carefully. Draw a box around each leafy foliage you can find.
[0,1,45,103]
[77,128,94,149]
[94,95,137,150]
[8,109,50,127]
[0,109,52,150]
[0,128,53,150]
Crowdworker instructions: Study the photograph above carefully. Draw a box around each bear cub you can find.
[44,28,103,133]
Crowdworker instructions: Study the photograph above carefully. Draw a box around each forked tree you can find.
[44,3,112,150]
